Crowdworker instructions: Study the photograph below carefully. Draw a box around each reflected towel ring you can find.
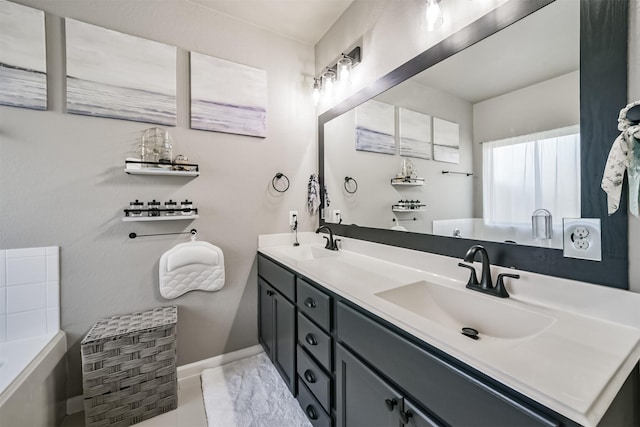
[344,176,358,194]
[272,173,290,193]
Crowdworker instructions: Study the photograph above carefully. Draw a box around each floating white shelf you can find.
[390,177,424,186]
[392,208,425,212]
[122,215,199,222]
[125,167,199,177]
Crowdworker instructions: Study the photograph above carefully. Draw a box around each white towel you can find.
[602,100,640,217]
[308,174,320,214]
[159,241,225,299]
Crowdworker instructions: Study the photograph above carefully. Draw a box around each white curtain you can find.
[482,125,580,225]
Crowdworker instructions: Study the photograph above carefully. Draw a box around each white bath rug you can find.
[201,352,312,427]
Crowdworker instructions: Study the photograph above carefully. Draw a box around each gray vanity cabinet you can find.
[257,257,296,394]
[336,343,442,427]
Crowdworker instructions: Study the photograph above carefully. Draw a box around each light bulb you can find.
[322,69,336,101]
[424,0,443,31]
[337,55,353,85]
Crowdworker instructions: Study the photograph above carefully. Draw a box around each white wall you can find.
[324,80,474,233]
[0,0,316,397]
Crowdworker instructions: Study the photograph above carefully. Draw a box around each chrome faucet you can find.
[316,225,340,251]
[458,244,519,298]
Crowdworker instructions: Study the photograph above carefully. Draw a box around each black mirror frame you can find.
[318,0,629,289]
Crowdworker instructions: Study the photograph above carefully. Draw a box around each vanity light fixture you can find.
[312,46,361,105]
[424,0,444,31]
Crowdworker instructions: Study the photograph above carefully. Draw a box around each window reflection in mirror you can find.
[323,0,579,249]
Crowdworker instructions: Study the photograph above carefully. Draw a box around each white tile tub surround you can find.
[0,246,60,342]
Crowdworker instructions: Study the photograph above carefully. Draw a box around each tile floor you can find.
[62,375,207,427]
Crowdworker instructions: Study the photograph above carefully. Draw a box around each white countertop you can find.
[258,232,640,427]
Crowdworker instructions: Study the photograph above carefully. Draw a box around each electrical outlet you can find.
[289,211,298,227]
[563,218,601,261]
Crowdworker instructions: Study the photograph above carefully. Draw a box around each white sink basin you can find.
[268,245,340,261]
[375,280,555,339]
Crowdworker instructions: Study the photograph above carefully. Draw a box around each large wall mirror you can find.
[319,0,628,288]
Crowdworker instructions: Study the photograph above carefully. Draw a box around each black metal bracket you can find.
[393,217,417,222]
[344,176,358,194]
[442,170,473,176]
[129,229,197,239]
[125,160,199,171]
[272,172,290,193]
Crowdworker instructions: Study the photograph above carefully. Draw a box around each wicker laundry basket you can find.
[81,306,178,426]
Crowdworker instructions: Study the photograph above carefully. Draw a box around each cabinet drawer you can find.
[297,278,331,332]
[297,378,331,427]
[337,302,559,427]
[297,345,331,413]
[298,313,332,371]
[258,255,295,301]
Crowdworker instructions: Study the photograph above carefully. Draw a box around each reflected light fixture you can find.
[321,68,336,101]
[312,46,361,106]
[336,54,353,85]
[425,0,444,31]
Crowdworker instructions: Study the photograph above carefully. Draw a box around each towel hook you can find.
[129,229,197,239]
[272,172,290,193]
[344,176,358,194]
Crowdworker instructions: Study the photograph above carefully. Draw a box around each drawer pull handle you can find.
[304,297,317,308]
[304,369,316,383]
[266,290,274,296]
[400,409,413,424]
[384,398,397,411]
[306,405,318,420]
[305,334,318,346]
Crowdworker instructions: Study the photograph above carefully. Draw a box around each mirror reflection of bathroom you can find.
[323,0,579,248]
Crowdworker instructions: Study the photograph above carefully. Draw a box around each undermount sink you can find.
[375,280,555,339]
[268,245,339,261]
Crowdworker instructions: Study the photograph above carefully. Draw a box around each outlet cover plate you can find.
[563,218,602,261]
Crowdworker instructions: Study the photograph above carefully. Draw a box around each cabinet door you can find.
[258,279,274,357]
[273,292,296,393]
[336,344,402,427]
[402,399,443,427]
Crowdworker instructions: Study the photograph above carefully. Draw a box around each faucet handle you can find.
[494,273,520,298]
[458,262,479,286]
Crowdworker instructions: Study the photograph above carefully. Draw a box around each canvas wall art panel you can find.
[65,19,176,126]
[355,99,395,155]
[0,0,46,110]
[433,144,460,164]
[399,107,432,159]
[190,52,267,137]
[433,117,459,147]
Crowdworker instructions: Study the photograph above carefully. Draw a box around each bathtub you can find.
[0,331,67,426]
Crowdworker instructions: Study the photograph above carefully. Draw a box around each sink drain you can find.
[461,327,479,340]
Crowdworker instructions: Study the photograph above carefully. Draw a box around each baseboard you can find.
[66,395,84,415]
[65,344,264,415]
[177,344,264,379]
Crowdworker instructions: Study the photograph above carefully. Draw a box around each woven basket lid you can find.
[82,305,177,344]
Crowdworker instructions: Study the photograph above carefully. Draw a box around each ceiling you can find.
[413,0,579,104]
[186,0,354,45]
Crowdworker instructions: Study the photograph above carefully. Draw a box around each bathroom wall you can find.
[317,0,639,288]
[0,0,316,397]
[0,247,60,342]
